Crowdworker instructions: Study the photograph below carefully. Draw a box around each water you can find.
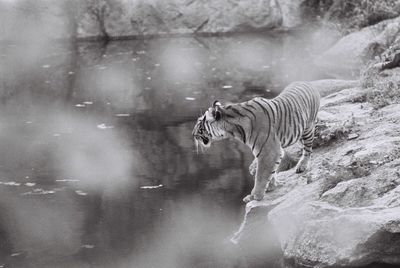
[0,32,334,268]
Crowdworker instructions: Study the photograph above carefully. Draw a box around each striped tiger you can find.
[192,81,320,203]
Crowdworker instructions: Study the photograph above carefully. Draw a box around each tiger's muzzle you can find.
[192,118,212,147]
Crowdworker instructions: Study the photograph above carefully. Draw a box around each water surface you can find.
[0,32,333,268]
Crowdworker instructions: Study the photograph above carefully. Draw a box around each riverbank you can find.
[232,16,400,268]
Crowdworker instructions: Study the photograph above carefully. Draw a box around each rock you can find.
[309,79,360,97]
[276,0,306,28]
[76,0,284,39]
[233,85,400,267]
[315,16,400,76]
[347,133,359,140]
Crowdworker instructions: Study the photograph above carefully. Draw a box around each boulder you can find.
[315,16,400,76]
[233,83,400,267]
[76,0,284,39]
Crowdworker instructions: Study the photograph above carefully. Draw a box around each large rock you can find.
[315,16,400,76]
[77,0,284,39]
[233,83,400,267]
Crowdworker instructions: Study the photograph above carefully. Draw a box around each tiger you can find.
[192,81,320,203]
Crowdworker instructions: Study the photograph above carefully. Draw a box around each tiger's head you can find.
[192,100,233,149]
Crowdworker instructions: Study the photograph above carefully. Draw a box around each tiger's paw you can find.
[243,193,264,203]
[295,164,307,173]
[243,195,253,203]
[296,156,310,173]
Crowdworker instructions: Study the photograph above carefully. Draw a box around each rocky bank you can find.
[0,0,305,40]
[2,0,400,40]
[232,16,400,268]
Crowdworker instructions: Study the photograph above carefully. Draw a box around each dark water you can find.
[0,32,338,268]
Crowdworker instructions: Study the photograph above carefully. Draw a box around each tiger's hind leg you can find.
[265,147,284,192]
[296,126,315,173]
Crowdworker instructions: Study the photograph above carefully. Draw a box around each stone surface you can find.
[76,0,284,39]
[0,0,312,40]
[233,81,400,267]
[315,16,400,76]
[276,0,306,28]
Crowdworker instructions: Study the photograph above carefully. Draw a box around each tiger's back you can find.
[269,81,320,148]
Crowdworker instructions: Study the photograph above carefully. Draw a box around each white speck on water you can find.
[98,66,107,70]
[97,123,114,130]
[222,85,233,89]
[75,104,85,107]
[25,182,36,187]
[83,101,93,105]
[266,89,271,92]
[140,184,163,189]
[262,65,270,69]
[0,181,21,186]
[75,190,88,196]
[211,67,216,71]
[185,97,195,101]
[42,64,51,68]
[21,189,55,195]
[10,253,21,257]
[81,244,95,249]
[154,63,160,66]
[68,71,74,75]
[53,133,61,137]
[137,50,146,55]
[225,72,231,75]
[132,58,137,61]
[193,91,201,95]
[25,176,29,179]
[115,113,130,117]
[147,77,152,80]
[25,121,32,124]
[102,54,107,58]
[56,179,80,182]
[45,80,50,84]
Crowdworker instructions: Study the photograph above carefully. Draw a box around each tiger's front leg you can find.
[249,158,257,176]
[243,139,281,203]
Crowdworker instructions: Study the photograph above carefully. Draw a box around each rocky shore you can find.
[231,15,400,268]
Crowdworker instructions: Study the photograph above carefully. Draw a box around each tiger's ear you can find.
[211,100,222,120]
[213,100,222,108]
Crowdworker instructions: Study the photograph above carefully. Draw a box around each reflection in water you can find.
[0,33,331,267]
